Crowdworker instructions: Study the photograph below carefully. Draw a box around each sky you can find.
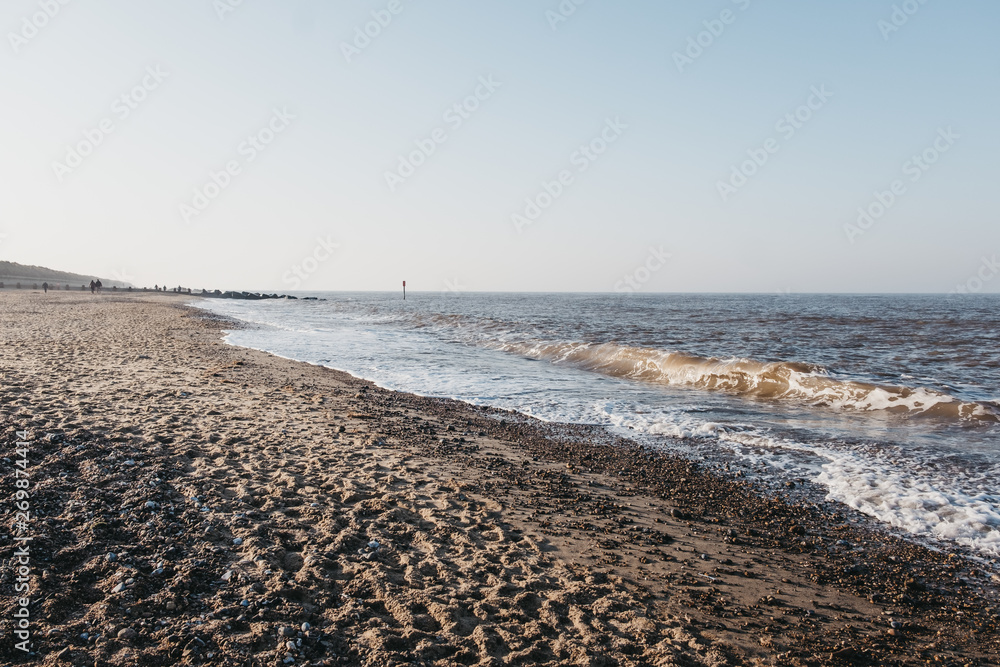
[1,0,998,294]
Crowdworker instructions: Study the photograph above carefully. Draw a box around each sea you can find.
[193,292,1000,558]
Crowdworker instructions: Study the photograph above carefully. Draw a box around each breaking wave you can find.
[492,340,1000,422]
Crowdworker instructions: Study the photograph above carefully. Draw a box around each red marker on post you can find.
[402,280,406,300]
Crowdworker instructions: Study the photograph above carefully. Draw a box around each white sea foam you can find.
[192,297,1000,556]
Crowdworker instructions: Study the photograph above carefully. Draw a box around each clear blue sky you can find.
[1,0,997,293]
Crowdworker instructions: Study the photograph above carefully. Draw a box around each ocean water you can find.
[193,293,1000,557]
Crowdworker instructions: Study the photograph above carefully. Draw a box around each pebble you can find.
[117,628,137,641]
[240,600,250,607]
[113,583,126,593]
[301,622,311,632]
[233,538,244,546]
[221,570,234,581]
[145,501,158,509]
[283,654,295,664]
[368,540,380,550]
[106,553,118,562]
[165,601,177,611]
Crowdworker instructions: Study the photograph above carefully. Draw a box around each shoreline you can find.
[195,296,1000,564]
[1,292,997,666]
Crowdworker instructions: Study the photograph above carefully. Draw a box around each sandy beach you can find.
[1,291,997,666]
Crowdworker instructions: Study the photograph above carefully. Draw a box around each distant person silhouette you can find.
[96,280,102,293]
[90,280,96,294]
[42,282,48,293]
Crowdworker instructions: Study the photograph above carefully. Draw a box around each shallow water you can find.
[194,292,1000,556]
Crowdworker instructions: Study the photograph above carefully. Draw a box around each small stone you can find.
[281,626,295,638]
[165,601,177,611]
[283,654,295,664]
[221,570,234,581]
[367,540,380,550]
[106,553,118,562]
[113,583,126,593]
[286,640,296,650]
[240,600,250,607]
[301,622,311,632]
[232,538,243,546]
[117,627,137,641]
[145,501,158,509]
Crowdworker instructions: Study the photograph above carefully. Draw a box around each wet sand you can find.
[0,291,997,666]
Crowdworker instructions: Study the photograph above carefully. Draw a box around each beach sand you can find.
[0,291,997,666]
